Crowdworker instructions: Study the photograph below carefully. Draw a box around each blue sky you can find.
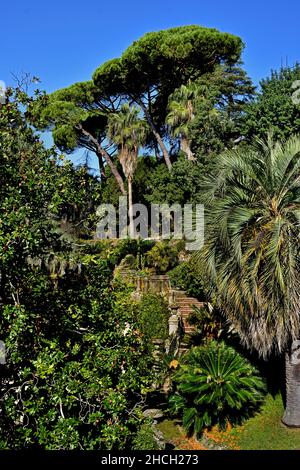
[2,0,300,89]
[1,0,299,169]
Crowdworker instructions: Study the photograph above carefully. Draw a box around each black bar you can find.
[0,450,299,468]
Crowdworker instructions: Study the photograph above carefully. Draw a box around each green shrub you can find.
[168,261,207,299]
[169,341,266,437]
[187,305,224,344]
[138,294,169,340]
[145,241,183,274]
[0,254,156,450]
[145,157,204,206]
[84,239,155,269]
[132,422,160,450]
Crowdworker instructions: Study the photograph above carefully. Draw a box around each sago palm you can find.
[197,134,300,426]
[169,341,265,437]
[107,104,147,237]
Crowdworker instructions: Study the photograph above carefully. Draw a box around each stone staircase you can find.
[123,270,206,353]
[172,290,204,335]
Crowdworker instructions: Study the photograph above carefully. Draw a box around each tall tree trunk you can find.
[96,151,107,180]
[80,127,126,195]
[135,99,172,171]
[180,136,195,161]
[128,175,134,238]
[282,340,300,427]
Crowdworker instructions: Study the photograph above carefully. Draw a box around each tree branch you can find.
[78,126,126,195]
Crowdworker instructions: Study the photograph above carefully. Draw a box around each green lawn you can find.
[158,395,300,450]
[221,394,300,450]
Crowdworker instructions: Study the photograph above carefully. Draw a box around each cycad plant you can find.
[169,341,265,437]
[108,104,147,237]
[197,134,300,426]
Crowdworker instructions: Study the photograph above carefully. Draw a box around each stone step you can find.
[178,304,201,309]
[171,290,206,337]
[180,309,201,313]
[178,296,202,299]
[177,304,195,308]
[176,297,202,302]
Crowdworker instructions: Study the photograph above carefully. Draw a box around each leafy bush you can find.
[138,294,169,341]
[187,305,224,344]
[145,241,183,274]
[0,257,156,450]
[91,239,155,270]
[168,261,207,299]
[243,65,300,142]
[132,422,160,450]
[0,90,159,450]
[145,158,204,206]
[169,341,266,437]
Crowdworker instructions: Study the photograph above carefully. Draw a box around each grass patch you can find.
[157,420,182,442]
[157,420,207,450]
[213,394,300,450]
[158,395,300,450]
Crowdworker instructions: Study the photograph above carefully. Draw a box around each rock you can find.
[143,408,164,419]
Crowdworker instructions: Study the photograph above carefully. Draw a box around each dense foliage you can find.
[168,260,207,299]
[243,65,300,141]
[0,89,155,449]
[137,294,169,341]
[1,261,156,449]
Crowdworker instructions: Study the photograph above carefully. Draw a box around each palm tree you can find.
[107,104,147,237]
[166,81,209,161]
[197,135,300,426]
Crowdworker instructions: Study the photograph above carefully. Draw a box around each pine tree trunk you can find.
[104,150,126,196]
[80,126,126,195]
[96,151,107,180]
[136,99,172,171]
[152,128,172,171]
[128,176,134,238]
[282,340,300,427]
